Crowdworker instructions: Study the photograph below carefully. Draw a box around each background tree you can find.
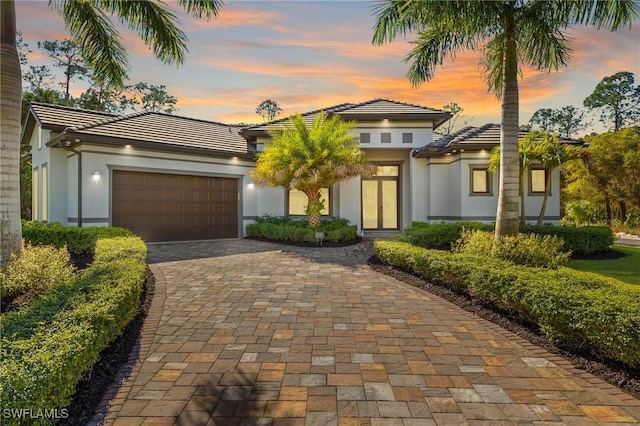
[1,0,222,265]
[372,0,638,239]
[530,105,590,137]
[127,82,177,113]
[440,102,471,135]
[564,128,640,223]
[256,99,283,122]
[584,71,640,131]
[251,113,376,228]
[38,39,88,102]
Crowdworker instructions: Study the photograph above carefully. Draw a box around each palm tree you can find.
[535,134,575,225]
[372,0,638,239]
[251,113,376,228]
[1,0,221,265]
[489,131,541,226]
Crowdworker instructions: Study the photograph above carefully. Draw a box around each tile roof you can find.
[29,103,251,157]
[242,99,450,135]
[414,123,584,157]
[29,102,117,131]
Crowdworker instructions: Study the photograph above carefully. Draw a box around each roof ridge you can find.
[243,102,356,129]
[345,98,446,113]
[30,102,118,117]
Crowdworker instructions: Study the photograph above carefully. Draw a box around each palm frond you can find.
[51,0,128,88]
[567,0,639,30]
[176,0,222,19]
[97,0,188,67]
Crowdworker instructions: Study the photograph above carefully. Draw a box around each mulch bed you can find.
[571,249,628,260]
[367,255,640,399]
[59,266,156,425]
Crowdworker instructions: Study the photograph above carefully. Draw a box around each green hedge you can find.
[0,236,147,424]
[396,221,613,255]
[22,221,134,254]
[246,216,357,243]
[374,240,640,367]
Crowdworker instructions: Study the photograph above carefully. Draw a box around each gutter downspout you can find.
[55,133,82,227]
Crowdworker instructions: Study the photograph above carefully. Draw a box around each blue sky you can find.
[16,0,640,133]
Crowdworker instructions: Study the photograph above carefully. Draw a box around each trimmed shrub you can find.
[22,221,134,254]
[0,243,75,302]
[395,221,493,249]
[396,221,613,255]
[0,236,147,423]
[453,230,570,269]
[246,216,357,243]
[521,225,613,255]
[374,240,640,367]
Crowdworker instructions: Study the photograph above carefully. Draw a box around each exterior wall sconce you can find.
[247,182,255,189]
[92,171,101,182]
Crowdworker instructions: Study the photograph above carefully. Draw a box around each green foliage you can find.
[0,236,146,422]
[374,240,640,367]
[529,105,589,137]
[246,216,357,243]
[453,230,570,269]
[250,112,375,227]
[22,221,134,254]
[395,222,494,249]
[584,71,640,131]
[563,128,640,224]
[397,221,613,255]
[0,243,75,302]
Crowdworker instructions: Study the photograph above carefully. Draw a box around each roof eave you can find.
[49,132,255,161]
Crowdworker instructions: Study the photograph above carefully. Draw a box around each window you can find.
[381,133,391,144]
[32,168,39,220]
[402,132,413,144]
[41,164,48,221]
[360,133,370,144]
[470,167,491,195]
[288,188,330,216]
[530,169,548,194]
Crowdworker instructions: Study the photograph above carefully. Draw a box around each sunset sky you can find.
[16,1,640,135]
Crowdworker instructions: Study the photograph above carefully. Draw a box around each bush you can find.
[246,216,357,243]
[0,243,76,302]
[22,221,134,254]
[395,221,493,249]
[0,236,147,423]
[396,221,613,255]
[374,240,640,367]
[521,225,613,255]
[453,230,570,269]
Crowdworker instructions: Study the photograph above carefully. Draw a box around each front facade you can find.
[23,99,574,242]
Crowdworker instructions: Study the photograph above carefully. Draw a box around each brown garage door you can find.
[112,170,238,242]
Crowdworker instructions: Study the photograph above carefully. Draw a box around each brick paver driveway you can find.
[97,239,640,425]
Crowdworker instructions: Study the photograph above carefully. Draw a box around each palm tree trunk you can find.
[537,169,552,226]
[304,189,322,228]
[495,13,520,239]
[1,0,23,265]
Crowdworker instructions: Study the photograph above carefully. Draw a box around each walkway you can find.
[94,239,640,425]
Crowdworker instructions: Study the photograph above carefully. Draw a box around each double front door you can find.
[362,165,399,230]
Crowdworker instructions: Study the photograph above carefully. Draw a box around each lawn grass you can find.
[567,245,640,286]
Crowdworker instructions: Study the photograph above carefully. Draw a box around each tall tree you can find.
[372,0,638,239]
[1,0,222,265]
[23,65,56,91]
[251,113,376,228]
[256,99,283,122]
[38,39,88,102]
[127,82,178,113]
[530,105,589,137]
[584,71,640,131]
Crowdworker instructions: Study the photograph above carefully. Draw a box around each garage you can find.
[112,170,238,242]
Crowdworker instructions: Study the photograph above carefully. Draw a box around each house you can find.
[22,99,578,242]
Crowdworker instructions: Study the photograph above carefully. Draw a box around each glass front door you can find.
[362,165,399,230]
